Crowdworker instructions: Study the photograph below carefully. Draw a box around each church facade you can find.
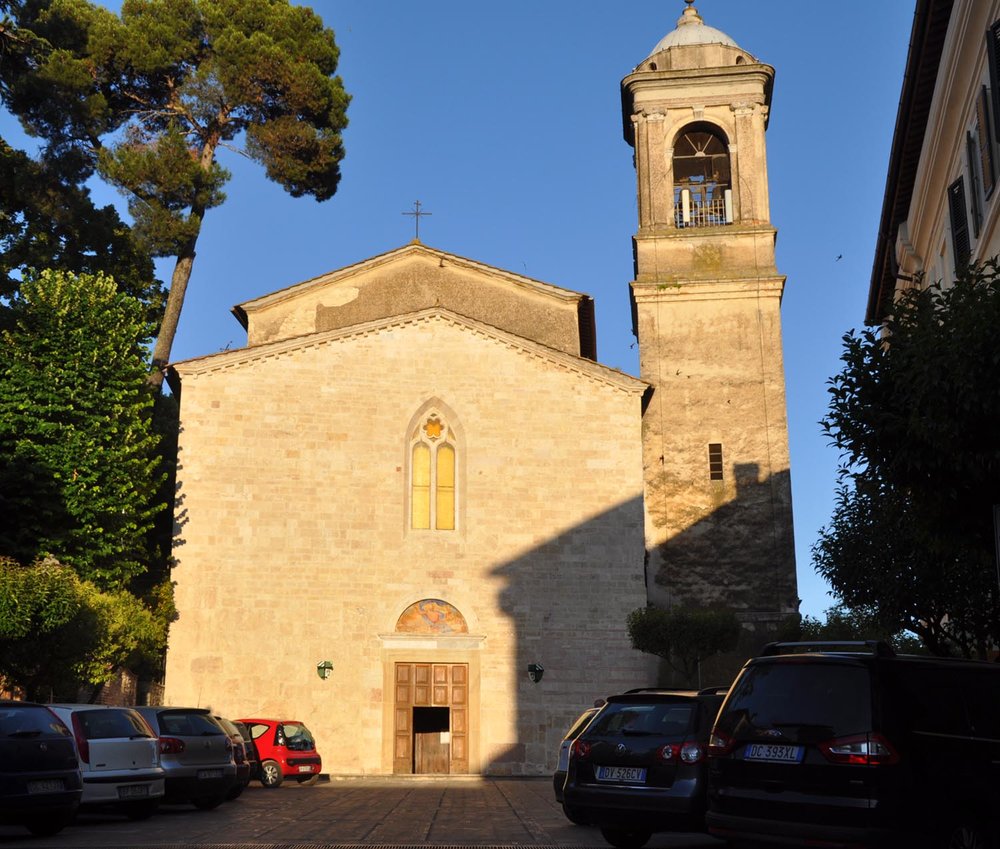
[163,4,796,776]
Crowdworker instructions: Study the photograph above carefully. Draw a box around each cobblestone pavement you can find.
[0,778,723,849]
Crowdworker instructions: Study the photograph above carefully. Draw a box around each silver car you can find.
[131,706,236,810]
[48,704,164,820]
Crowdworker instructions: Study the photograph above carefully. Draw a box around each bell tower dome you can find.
[622,2,798,670]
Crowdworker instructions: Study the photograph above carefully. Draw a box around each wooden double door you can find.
[393,663,468,774]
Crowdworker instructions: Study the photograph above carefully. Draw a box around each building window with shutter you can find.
[987,20,1000,139]
[967,133,983,238]
[948,177,971,272]
[708,443,724,481]
[976,85,996,199]
[410,412,457,531]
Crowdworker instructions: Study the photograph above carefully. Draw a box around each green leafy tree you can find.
[0,556,170,700]
[0,269,165,589]
[627,606,741,686]
[795,605,925,654]
[815,260,1000,658]
[5,0,350,386]
[0,140,161,311]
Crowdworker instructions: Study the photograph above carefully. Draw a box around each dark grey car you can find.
[132,706,236,810]
[0,701,83,836]
[563,688,725,849]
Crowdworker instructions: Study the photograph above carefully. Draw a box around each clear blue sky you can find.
[2,1,916,618]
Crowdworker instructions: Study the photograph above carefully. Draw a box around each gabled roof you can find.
[230,240,598,360]
[233,241,588,324]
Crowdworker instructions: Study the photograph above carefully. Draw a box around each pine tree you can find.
[4,0,350,387]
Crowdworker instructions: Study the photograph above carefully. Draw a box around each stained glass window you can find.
[409,412,457,531]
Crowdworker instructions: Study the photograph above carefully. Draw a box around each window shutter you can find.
[977,86,996,198]
[948,177,971,271]
[967,133,983,238]
[987,20,1000,138]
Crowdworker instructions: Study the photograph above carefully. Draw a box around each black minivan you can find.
[706,641,1000,849]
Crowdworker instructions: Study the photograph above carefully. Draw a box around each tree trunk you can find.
[147,240,198,391]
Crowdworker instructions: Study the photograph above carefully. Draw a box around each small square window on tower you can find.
[708,443,724,481]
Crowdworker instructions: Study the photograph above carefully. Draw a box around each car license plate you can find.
[27,779,64,794]
[743,743,804,763]
[197,768,223,780]
[117,784,149,799]
[595,766,646,783]
[297,765,313,773]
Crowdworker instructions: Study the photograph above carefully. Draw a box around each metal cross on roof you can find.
[402,200,432,242]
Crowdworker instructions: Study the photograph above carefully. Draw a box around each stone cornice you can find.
[171,307,648,395]
[631,276,786,304]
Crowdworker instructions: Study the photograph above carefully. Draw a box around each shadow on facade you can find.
[478,464,796,773]
[648,462,798,687]
[484,495,651,774]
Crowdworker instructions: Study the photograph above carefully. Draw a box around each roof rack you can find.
[761,640,896,658]
[621,686,729,696]
[622,687,696,695]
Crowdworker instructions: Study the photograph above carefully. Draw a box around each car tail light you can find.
[656,744,678,762]
[159,736,186,755]
[571,739,591,760]
[818,733,899,766]
[69,713,89,764]
[680,741,705,763]
[233,742,245,764]
[707,730,736,757]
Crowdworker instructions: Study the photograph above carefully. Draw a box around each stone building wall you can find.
[166,311,654,774]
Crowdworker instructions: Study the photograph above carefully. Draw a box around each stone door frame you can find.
[379,641,482,774]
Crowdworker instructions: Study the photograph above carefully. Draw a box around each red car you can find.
[237,718,322,788]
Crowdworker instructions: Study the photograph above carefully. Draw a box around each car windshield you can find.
[717,661,872,741]
[281,723,315,750]
[0,706,70,737]
[587,702,693,738]
[159,711,224,736]
[76,709,152,739]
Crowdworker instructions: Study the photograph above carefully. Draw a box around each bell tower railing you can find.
[673,183,734,228]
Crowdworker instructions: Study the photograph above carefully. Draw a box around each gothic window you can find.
[410,412,456,531]
[673,123,733,228]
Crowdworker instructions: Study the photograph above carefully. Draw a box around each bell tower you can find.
[622,2,798,662]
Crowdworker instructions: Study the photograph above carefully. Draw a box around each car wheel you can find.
[225,781,245,800]
[124,799,159,820]
[191,793,226,811]
[296,773,320,786]
[945,823,993,849]
[600,827,653,849]
[260,759,284,788]
[561,803,589,825]
[25,816,71,837]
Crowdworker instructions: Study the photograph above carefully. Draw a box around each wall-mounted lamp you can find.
[316,660,334,680]
[527,663,544,684]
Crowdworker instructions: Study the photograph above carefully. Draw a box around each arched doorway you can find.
[390,600,471,774]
